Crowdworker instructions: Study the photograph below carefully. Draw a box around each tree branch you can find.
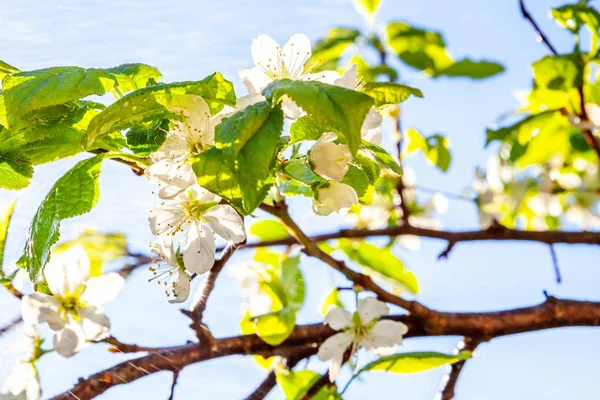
[519,0,558,55]
[50,296,600,400]
[260,204,427,316]
[182,243,240,341]
[439,338,480,400]
[230,224,600,252]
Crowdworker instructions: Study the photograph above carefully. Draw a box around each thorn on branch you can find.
[548,245,562,284]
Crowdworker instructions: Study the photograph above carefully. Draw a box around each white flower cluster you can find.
[2,247,125,398]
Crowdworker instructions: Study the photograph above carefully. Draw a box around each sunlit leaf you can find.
[249,220,290,241]
[359,351,471,374]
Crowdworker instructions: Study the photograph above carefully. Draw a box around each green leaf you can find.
[0,61,19,80]
[355,0,381,15]
[18,154,107,288]
[125,119,169,156]
[253,307,297,345]
[353,151,381,184]
[350,55,399,83]
[281,156,325,186]
[215,102,284,213]
[280,256,305,309]
[86,72,236,146]
[309,28,361,71]
[53,229,127,277]
[0,200,16,271]
[340,240,419,293]
[406,129,451,172]
[2,67,116,129]
[552,3,600,57]
[262,79,374,155]
[0,151,33,190]
[386,22,454,75]
[276,369,340,400]
[101,63,162,92]
[320,288,343,315]
[362,82,423,106]
[191,147,244,212]
[533,55,582,91]
[290,116,333,144]
[386,22,503,79]
[360,351,471,374]
[249,220,290,241]
[342,164,370,198]
[361,139,402,175]
[436,58,504,79]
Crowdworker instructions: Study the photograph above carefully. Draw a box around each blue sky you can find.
[1,0,599,399]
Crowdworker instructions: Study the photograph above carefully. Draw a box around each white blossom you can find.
[318,297,408,381]
[313,182,358,216]
[149,184,246,275]
[21,247,124,358]
[148,238,191,303]
[0,327,41,400]
[309,132,352,182]
[239,34,336,119]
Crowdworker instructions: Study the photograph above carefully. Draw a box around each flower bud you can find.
[309,132,352,182]
[312,182,359,215]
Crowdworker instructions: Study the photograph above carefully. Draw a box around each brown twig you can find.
[101,336,164,354]
[548,244,562,284]
[50,296,600,400]
[244,370,277,400]
[439,338,480,400]
[519,0,558,55]
[167,370,179,400]
[0,316,22,335]
[182,243,240,341]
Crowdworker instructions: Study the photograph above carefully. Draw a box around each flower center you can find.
[185,200,218,219]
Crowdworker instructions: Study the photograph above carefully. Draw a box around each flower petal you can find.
[316,182,358,215]
[152,237,177,266]
[149,203,187,236]
[317,331,353,361]
[79,306,111,341]
[169,272,191,304]
[334,64,358,90]
[45,246,89,295]
[183,221,216,274]
[317,331,353,382]
[2,362,40,400]
[21,294,64,331]
[361,108,383,131]
[309,132,352,182]
[358,297,389,325]
[324,306,352,330]
[239,68,272,94]
[362,128,382,145]
[204,205,246,243]
[236,93,266,111]
[361,320,408,352]
[251,35,281,74]
[281,97,305,120]
[282,34,311,78]
[305,70,340,85]
[53,320,86,358]
[80,273,124,305]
